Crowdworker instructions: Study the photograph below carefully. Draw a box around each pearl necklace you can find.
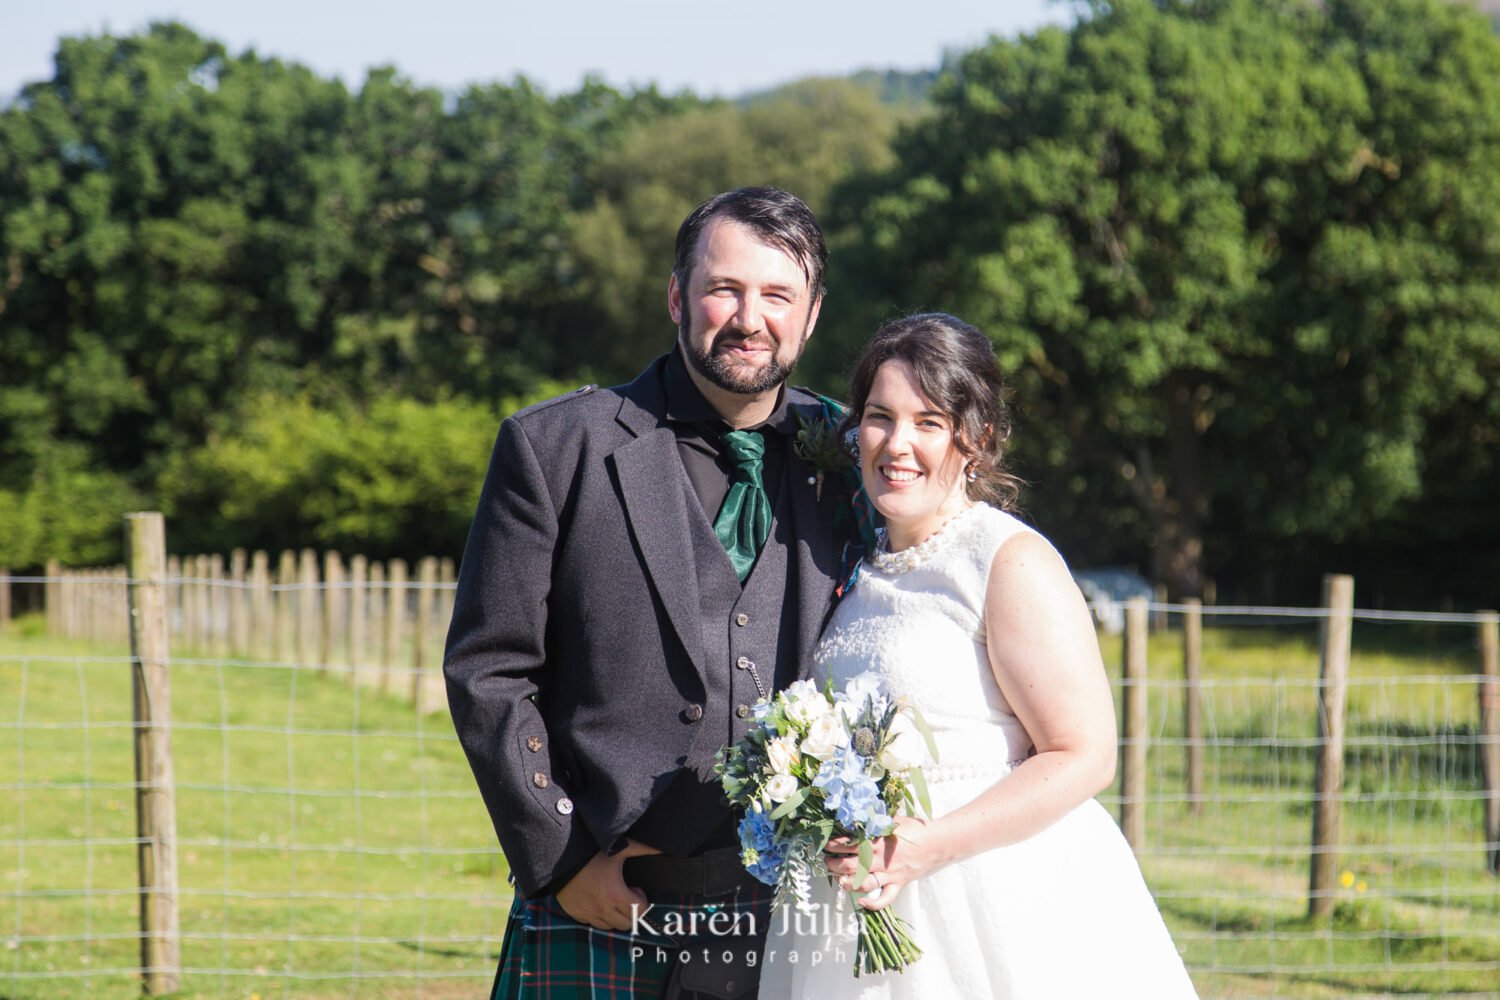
[868,504,978,574]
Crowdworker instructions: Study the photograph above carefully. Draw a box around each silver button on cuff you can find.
[556,797,574,815]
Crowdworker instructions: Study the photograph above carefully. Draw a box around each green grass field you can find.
[3,612,1498,997]
[1,615,509,999]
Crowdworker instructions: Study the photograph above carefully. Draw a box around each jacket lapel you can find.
[610,363,707,675]
[787,412,841,665]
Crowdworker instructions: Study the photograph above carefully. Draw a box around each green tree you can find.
[157,382,568,560]
[833,0,1500,601]
[567,79,904,383]
[0,24,684,566]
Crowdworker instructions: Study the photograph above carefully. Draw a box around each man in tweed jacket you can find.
[444,187,849,997]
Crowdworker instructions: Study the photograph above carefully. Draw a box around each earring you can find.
[965,464,979,482]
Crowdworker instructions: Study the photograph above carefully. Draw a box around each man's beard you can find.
[681,318,809,395]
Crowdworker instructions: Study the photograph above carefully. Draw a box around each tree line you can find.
[2,0,1496,609]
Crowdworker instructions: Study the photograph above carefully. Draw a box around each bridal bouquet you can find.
[715,673,937,976]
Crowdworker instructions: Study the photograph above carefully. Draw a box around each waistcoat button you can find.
[684,703,704,722]
[736,704,752,719]
[532,772,549,788]
[735,613,750,626]
[736,656,752,670]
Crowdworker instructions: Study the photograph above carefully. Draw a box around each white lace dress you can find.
[758,504,1197,999]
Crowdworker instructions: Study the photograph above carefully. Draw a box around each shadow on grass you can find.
[394,938,499,962]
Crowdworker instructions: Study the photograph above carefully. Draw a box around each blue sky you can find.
[2,0,1075,101]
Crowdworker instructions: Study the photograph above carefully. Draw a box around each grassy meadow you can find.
[2,610,1498,997]
[0,615,509,999]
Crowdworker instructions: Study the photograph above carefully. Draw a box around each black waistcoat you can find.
[626,462,802,855]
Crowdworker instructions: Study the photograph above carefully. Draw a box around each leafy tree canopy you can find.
[832,0,1500,599]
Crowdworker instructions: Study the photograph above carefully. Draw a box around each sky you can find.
[1,0,1076,102]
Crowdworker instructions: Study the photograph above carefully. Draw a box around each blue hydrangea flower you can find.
[812,746,892,836]
[738,810,787,885]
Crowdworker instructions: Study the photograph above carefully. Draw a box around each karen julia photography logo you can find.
[627,900,861,967]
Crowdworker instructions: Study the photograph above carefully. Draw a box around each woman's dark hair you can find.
[847,312,1021,511]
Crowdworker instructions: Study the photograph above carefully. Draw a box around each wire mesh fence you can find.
[1,560,1497,998]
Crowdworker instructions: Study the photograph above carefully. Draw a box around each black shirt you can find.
[663,347,797,538]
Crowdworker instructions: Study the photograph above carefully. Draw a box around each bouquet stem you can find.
[854,904,923,976]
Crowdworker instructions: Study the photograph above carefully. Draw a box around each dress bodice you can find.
[813,503,1040,783]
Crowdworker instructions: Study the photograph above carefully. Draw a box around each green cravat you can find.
[714,429,771,582]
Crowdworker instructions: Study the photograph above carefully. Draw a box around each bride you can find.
[758,313,1197,998]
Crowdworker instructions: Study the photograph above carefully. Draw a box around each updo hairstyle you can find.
[845,312,1021,511]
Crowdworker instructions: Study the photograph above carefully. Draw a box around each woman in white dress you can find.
[758,314,1197,998]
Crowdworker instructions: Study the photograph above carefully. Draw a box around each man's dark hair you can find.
[673,187,828,301]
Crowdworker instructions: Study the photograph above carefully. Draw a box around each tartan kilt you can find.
[492,883,773,1000]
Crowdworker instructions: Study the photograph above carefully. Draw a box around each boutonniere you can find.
[794,412,853,502]
[794,393,856,502]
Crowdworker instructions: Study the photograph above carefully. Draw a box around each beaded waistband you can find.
[924,756,1030,785]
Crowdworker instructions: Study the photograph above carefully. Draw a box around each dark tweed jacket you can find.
[443,355,847,898]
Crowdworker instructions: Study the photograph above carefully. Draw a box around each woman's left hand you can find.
[823,815,948,911]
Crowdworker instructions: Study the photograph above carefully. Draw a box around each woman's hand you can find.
[823,816,950,911]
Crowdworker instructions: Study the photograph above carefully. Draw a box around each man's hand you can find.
[554,839,661,931]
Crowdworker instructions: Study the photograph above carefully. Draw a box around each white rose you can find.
[879,711,930,772]
[764,735,802,776]
[782,680,832,727]
[763,773,800,804]
[800,713,850,760]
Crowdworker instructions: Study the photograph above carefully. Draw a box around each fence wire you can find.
[1,569,1497,998]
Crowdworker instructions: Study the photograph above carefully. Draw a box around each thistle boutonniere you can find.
[794,411,853,502]
[794,394,856,501]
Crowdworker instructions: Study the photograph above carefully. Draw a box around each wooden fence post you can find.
[368,562,386,686]
[298,549,319,669]
[0,566,10,632]
[276,551,296,663]
[164,556,182,645]
[1121,596,1148,852]
[124,513,181,994]
[44,559,60,636]
[182,556,203,653]
[207,554,227,658]
[1183,597,1204,815]
[1309,573,1354,918]
[115,567,130,646]
[322,551,345,674]
[384,560,408,697]
[249,552,271,660]
[438,556,456,644]
[229,549,248,657]
[348,555,368,683]
[1479,610,1500,875]
[413,557,439,712]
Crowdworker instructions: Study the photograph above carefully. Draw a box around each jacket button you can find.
[684,704,704,722]
[556,797,574,815]
[532,772,549,788]
[736,656,753,670]
[735,613,750,627]
[736,704,752,719]
[526,736,543,753]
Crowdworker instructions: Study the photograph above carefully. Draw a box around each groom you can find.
[444,187,851,997]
